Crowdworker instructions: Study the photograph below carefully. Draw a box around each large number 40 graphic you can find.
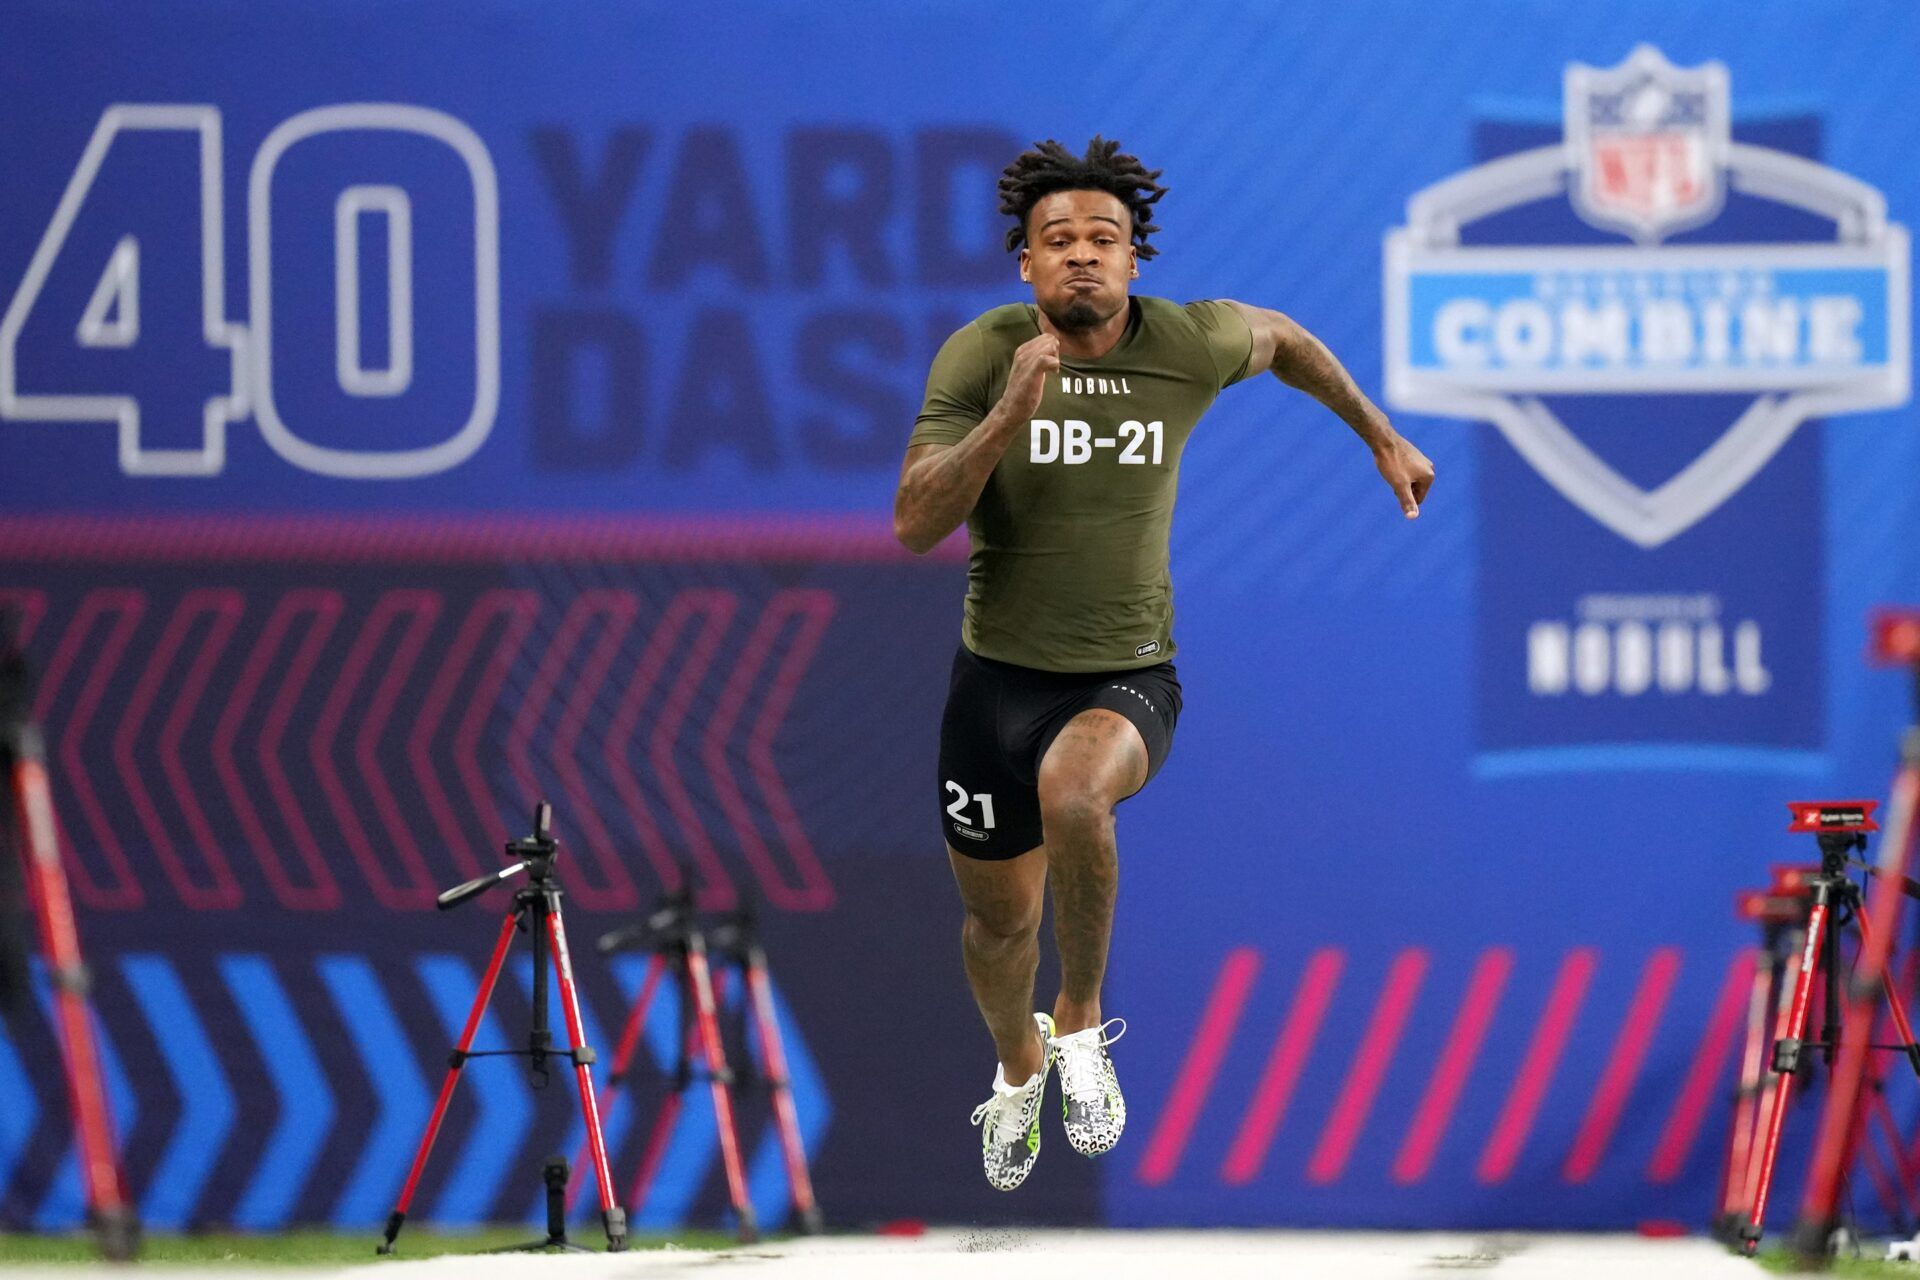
[0,103,500,478]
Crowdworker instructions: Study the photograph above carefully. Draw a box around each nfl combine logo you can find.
[1382,45,1910,765]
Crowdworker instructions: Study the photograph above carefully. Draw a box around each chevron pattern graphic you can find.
[1135,945,1756,1197]
[0,951,829,1231]
[3,579,857,914]
[0,547,922,1231]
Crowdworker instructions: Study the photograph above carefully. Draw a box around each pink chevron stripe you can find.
[410,594,519,881]
[703,593,836,911]
[227,592,345,910]
[451,591,539,852]
[1563,948,1683,1183]
[647,591,741,909]
[545,590,642,911]
[742,590,836,910]
[1477,948,1598,1184]
[599,594,714,901]
[1137,947,1262,1186]
[113,594,198,903]
[1221,947,1344,1185]
[312,597,434,909]
[1393,947,1514,1185]
[503,591,642,910]
[0,589,46,645]
[352,591,446,909]
[505,603,573,837]
[1307,948,1429,1184]
[43,590,146,910]
[147,594,245,909]
[210,601,285,902]
[1646,950,1753,1183]
[0,513,966,564]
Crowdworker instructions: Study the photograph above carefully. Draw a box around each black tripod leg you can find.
[542,1156,570,1246]
[1823,900,1844,1068]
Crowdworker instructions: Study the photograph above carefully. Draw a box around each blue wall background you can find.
[2,0,1919,1237]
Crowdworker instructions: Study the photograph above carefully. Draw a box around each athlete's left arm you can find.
[1225,300,1434,519]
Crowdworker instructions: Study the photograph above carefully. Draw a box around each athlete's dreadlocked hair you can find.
[998,136,1168,260]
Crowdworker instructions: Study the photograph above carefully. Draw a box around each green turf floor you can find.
[0,1228,732,1266]
[1755,1247,1920,1276]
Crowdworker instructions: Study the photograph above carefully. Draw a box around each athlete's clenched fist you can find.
[1001,333,1061,420]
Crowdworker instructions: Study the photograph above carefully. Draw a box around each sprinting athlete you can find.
[893,137,1434,1190]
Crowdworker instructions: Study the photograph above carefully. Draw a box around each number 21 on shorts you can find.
[944,781,996,829]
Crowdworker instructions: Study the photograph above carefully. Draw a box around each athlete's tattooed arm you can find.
[894,333,1061,554]
[1225,301,1435,519]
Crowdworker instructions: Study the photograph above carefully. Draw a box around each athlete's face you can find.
[1019,189,1137,333]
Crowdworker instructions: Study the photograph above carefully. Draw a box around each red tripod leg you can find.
[546,911,628,1250]
[569,955,666,1213]
[1855,907,1920,1080]
[1856,999,1910,1227]
[744,954,822,1232]
[626,1087,686,1213]
[1798,766,1920,1253]
[1855,913,1920,1224]
[1871,1094,1920,1224]
[378,909,518,1254]
[1863,1126,1905,1227]
[12,757,135,1259]
[1742,896,1832,1254]
[1721,945,1779,1229]
[686,936,758,1242]
[1738,945,1803,1230]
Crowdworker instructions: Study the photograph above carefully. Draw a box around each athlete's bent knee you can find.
[963,906,1040,956]
[1039,785,1112,844]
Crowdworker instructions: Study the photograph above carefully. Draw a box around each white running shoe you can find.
[969,1012,1055,1191]
[1051,1017,1127,1156]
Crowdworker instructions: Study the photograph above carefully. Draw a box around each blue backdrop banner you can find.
[3,0,1919,1236]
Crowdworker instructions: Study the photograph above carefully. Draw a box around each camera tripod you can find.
[1717,865,1816,1241]
[579,889,825,1241]
[583,886,758,1242]
[378,803,627,1255]
[1784,611,1920,1263]
[707,904,825,1236]
[0,610,136,1261]
[1737,801,1920,1256]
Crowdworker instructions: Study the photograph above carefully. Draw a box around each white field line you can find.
[0,1229,1783,1280]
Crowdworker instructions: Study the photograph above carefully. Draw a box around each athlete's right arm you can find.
[892,333,1060,555]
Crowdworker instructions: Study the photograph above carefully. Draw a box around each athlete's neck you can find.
[1034,299,1131,361]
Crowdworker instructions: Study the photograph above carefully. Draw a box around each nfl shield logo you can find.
[1566,44,1729,244]
[1383,44,1907,548]
[1382,42,1910,763]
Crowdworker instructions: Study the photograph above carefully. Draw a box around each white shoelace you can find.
[971,1077,1038,1148]
[1052,1018,1126,1104]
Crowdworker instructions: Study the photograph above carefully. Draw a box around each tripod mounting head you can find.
[1789,801,1877,874]
[706,902,760,959]
[1787,800,1879,837]
[1782,799,1920,904]
[436,801,565,911]
[597,880,696,954]
[505,802,558,876]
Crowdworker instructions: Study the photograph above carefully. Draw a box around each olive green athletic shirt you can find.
[909,296,1256,673]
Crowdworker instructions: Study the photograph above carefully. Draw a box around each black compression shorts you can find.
[937,643,1182,860]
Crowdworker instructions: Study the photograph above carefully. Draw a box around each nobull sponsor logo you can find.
[1383,46,1909,762]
